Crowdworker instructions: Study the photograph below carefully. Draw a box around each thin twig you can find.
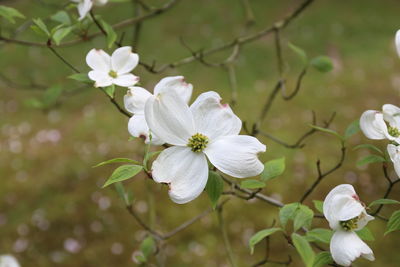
[48,46,80,73]
[217,206,237,267]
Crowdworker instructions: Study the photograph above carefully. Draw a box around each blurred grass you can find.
[1,0,400,266]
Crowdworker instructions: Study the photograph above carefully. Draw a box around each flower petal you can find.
[145,91,195,146]
[388,144,400,178]
[128,114,164,145]
[111,46,139,74]
[359,110,388,140]
[86,49,111,72]
[124,87,152,114]
[330,231,374,267]
[113,74,139,87]
[205,135,266,178]
[190,91,242,139]
[383,103,400,127]
[88,71,113,87]
[77,0,93,20]
[151,146,208,204]
[153,76,193,104]
[0,254,20,267]
[396,30,400,58]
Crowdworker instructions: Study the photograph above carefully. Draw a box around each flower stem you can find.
[217,206,237,267]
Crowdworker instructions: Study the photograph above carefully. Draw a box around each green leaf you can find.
[51,11,71,25]
[103,85,115,98]
[240,179,266,189]
[356,154,386,166]
[313,252,333,267]
[0,5,25,24]
[356,227,374,241]
[143,151,161,170]
[306,228,332,244]
[353,144,384,155]
[313,200,323,213]
[294,205,314,231]
[369,199,400,207]
[52,26,72,45]
[24,98,44,109]
[69,73,92,83]
[279,203,300,228]
[260,157,285,181]
[140,236,156,260]
[42,85,62,107]
[102,165,143,188]
[385,210,400,235]
[344,120,360,139]
[205,171,224,209]
[310,56,333,73]
[114,182,133,206]
[249,228,281,254]
[288,42,308,65]
[101,20,117,48]
[32,18,50,36]
[309,124,344,141]
[93,158,140,168]
[292,233,315,267]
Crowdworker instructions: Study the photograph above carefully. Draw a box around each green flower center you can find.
[187,133,209,152]
[339,217,359,231]
[388,126,400,137]
[108,70,118,78]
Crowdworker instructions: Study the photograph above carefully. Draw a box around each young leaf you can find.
[344,120,360,139]
[312,200,324,213]
[368,199,400,207]
[385,210,400,235]
[313,252,333,267]
[143,151,162,170]
[51,11,71,25]
[240,179,266,189]
[52,26,72,45]
[249,228,281,254]
[310,56,333,73]
[288,42,308,65]
[0,5,25,24]
[279,203,300,227]
[353,144,384,155]
[69,73,92,84]
[356,154,386,166]
[42,85,62,107]
[103,85,115,98]
[102,165,143,188]
[356,227,374,241]
[260,157,285,181]
[309,125,344,141]
[101,20,117,48]
[292,233,315,267]
[32,18,50,37]
[114,182,132,206]
[140,236,156,260]
[293,205,314,231]
[205,171,224,209]
[93,158,140,168]
[306,228,332,244]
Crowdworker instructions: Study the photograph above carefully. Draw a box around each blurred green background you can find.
[1,0,400,266]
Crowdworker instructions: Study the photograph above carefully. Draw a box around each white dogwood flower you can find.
[360,104,400,144]
[86,46,139,88]
[71,0,108,20]
[396,30,400,57]
[124,76,193,145]
[323,184,374,267]
[145,90,266,204]
[387,144,400,177]
[0,255,20,267]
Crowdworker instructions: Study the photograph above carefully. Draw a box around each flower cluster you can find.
[360,104,400,177]
[86,46,266,204]
[323,184,374,266]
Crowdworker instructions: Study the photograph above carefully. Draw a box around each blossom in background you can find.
[396,30,400,57]
[86,46,139,88]
[145,90,266,204]
[323,184,374,267]
[124,76,193,145]
[71,0,108,20]
[387,144,400,177]
[360,104,400,144]
[0,255,20,267]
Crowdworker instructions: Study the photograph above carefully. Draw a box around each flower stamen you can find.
[339,217,359,231]
[187,133,209,152]
[108,70,118,78]
[388,126,400,137]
